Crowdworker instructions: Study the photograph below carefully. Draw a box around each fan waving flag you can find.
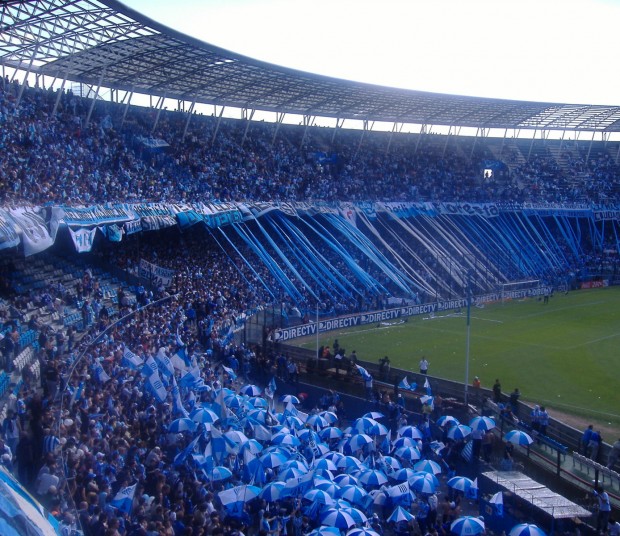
[489,491,503,517]
[110,483,137,514]
[122,347,144,369]
[93,362,111,384]
[156,347,175,377]
[146,371,168,403]
[356,365,372,381]
[399,377,416,391]
[265,376,277,399]
[424,377,432,395]
[141,355,158,377]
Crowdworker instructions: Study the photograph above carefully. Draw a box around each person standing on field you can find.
[419,356,429,375]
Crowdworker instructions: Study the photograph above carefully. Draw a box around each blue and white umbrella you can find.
[397,425,423,439]
[334,473,360,487]
[509,524,547,536]
[209,466,233,482]
[190,407,220,424]
[352,417,379,434]
[280,394,300,404]
[314,458,338,472]
[363,412,385,420]
[447,424,472,440]
[320,509,358,529]
[314,477,340,496]
[306,414,330,430]
[280,459,309,473]
[387,505,414,523]
[450,516,485,535]
[307,528,340,536]
[297,428,322,444]
[381,456,402,471]
[319,411,339,424]
[394,446,421,461]
[447,476,474,492]
[168,418,197,433]
[341,507,367,524]
[413,459,442,475]
[225,430,249,445]
[347,528,381,536]
[218,485,262,508]
[409,472,439,493]
[240,439,263,455]
[279,467,306,481]
[247,409,268,424]
[304,488,336,506]
[437,415,460,428]
[239,384,262,397]
[271,432,301,447]
[247,396,269,409]
[392,436,419,450]
[358,469,388,486]
[259,481,286,502]
[322,451,346,465]
[392,467,417,482]
[505,430,534,446]
[337,456,364,472]
[259,451,289,469]
[320,426,344,441]
[469,416,496,431]
[337,485,368,505]
[368,422,390,436]
[345,434,373,452]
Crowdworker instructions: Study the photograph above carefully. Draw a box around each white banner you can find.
[69,227,97,253]
[139,259,175,287]
[8,207,53,256]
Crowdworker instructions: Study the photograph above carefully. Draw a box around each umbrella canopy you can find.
[240,439,263,455]
[369,489,387,505]
[320,509,358,529]
[447,476,475,492]
[190,407,220,424]
[436,415,460,427]
[409,472,439,494]
[387,505,414,523]
[381,456,402,471]
[397,425,423,439]
[505,430,534,446]
[279,467,306,481]
[337,455,364,472]
[307,528,341,536]
[271,433,301,447]
[394,446,422,461]
[359,469,388,486]
[304,489,336,506]
[337,485,368,505]
[259,451,289,469]
[218,485,262,506]
[225,430,250,445]
[314,458,338,472]
[392,437,419,450]
[334,474,360,487]
[447,424,472,440]
[450,516,485,535]
[413,459,442,475]
[247,396,269,409]
[314,477,340,496]
[298,428,322,444]
[368,422,390,436]
[259,481,286,502]
[168,418,197,433]
[469,416,496,432]
[345,434,373,451]
[280,394,300,404]
[352,417,379,434]
[319,411,340,424]
[347,529,381,536]
[392,468,417,482]
[240,384,262,396]
[342,507,368,524]
[509,524,547,536]
[247,409,268,424]
[320,426,344,441]
[363,412,385,420]
[209,466,233,482]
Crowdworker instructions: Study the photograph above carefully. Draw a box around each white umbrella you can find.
[509,524,547,536]
[450,516,485,535]
[505,430,533,446]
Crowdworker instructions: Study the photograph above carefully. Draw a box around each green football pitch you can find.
[295,286,620,430]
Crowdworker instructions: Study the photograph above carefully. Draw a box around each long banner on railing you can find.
[272,286,551,342]
[0,201,605,255]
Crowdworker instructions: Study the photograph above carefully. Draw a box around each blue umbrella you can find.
[247,396,269,409]
[271,433,301,447]
[168,418,197,433]
[239,384,262,396]
[320,509,357,529]
[413,459,442,475]
[381,456,402,471]
[341,507,367,525]
[209,466,233,481]
[240,439,263,455]
[450,516,485,535]
[392,468,417,482]
[345,434,373,452]
[394,446,421,461]
[387,505,414,523]
[505,430,534,446]
[334,473,360,487]
[347,529,381,536]
[436,415,460,428]
[397,425,423,439]
[314,477,340,496]
[259,481,286,502]
[409,472,439,493]
[319,411,339,424]
[218,485,262,509]
[307,528,340,536]
[260,451,289,469]
[280,394,300,404]
[447,424,472,440]
[337,455,364,472]
[469,416,496,431]
[297,428,322,444]
[280,459,309,473]
[393,436,419,449]
[279,466,306,481]
[306,414,330,430]
[304,489,336,506]
[352,417,379,433]
[363,412,385,420]
[447,476,474,492]
[320,426,344,440]
[247,409,268,424]
[368,422,389,436]
[509,524,547,536]
[189,407,220,424]
[314,458,338,472]
[337,485,368,505]
[359,469,388,486]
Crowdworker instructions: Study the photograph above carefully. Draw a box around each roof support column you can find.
[211,106,226,146]
[85,67,107,129]
[586,130,597,165]
[331,118,344,144]
[241,108,256,147]
[50,67,72,121]
[182,100,196,141]
[151,93,167,134]
[271,112,286,147]
[120,88,135,128]
[300,115,316,148]
[354,120,373,160]
[386,122,404,154]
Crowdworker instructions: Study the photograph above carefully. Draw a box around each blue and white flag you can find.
[210,426,237,462]
[70,381,84,406]
[179,366,202,388]
[110,483,137,514]
[489,491,503,517]
[174,433,202,466]
[155,347,175,377]
[141,356,158,378]
[466,477,478,500]
[93,362,111,384]
[170,352,189,373]
[221,365,237,380]
[355,365,372,381]
[399,376,416,391]
[122,347,143,370]
[386,482,411,506]
[424,377,432,396]
[147,372,168,404]
[171,377,189,418]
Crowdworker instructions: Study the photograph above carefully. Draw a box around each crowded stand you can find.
[0,74,620,536]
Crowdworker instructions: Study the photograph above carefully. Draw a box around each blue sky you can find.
[122,0,620,106]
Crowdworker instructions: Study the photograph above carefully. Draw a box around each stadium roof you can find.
[3,0,620,134]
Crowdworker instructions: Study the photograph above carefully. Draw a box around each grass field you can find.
[295,286,620,431]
